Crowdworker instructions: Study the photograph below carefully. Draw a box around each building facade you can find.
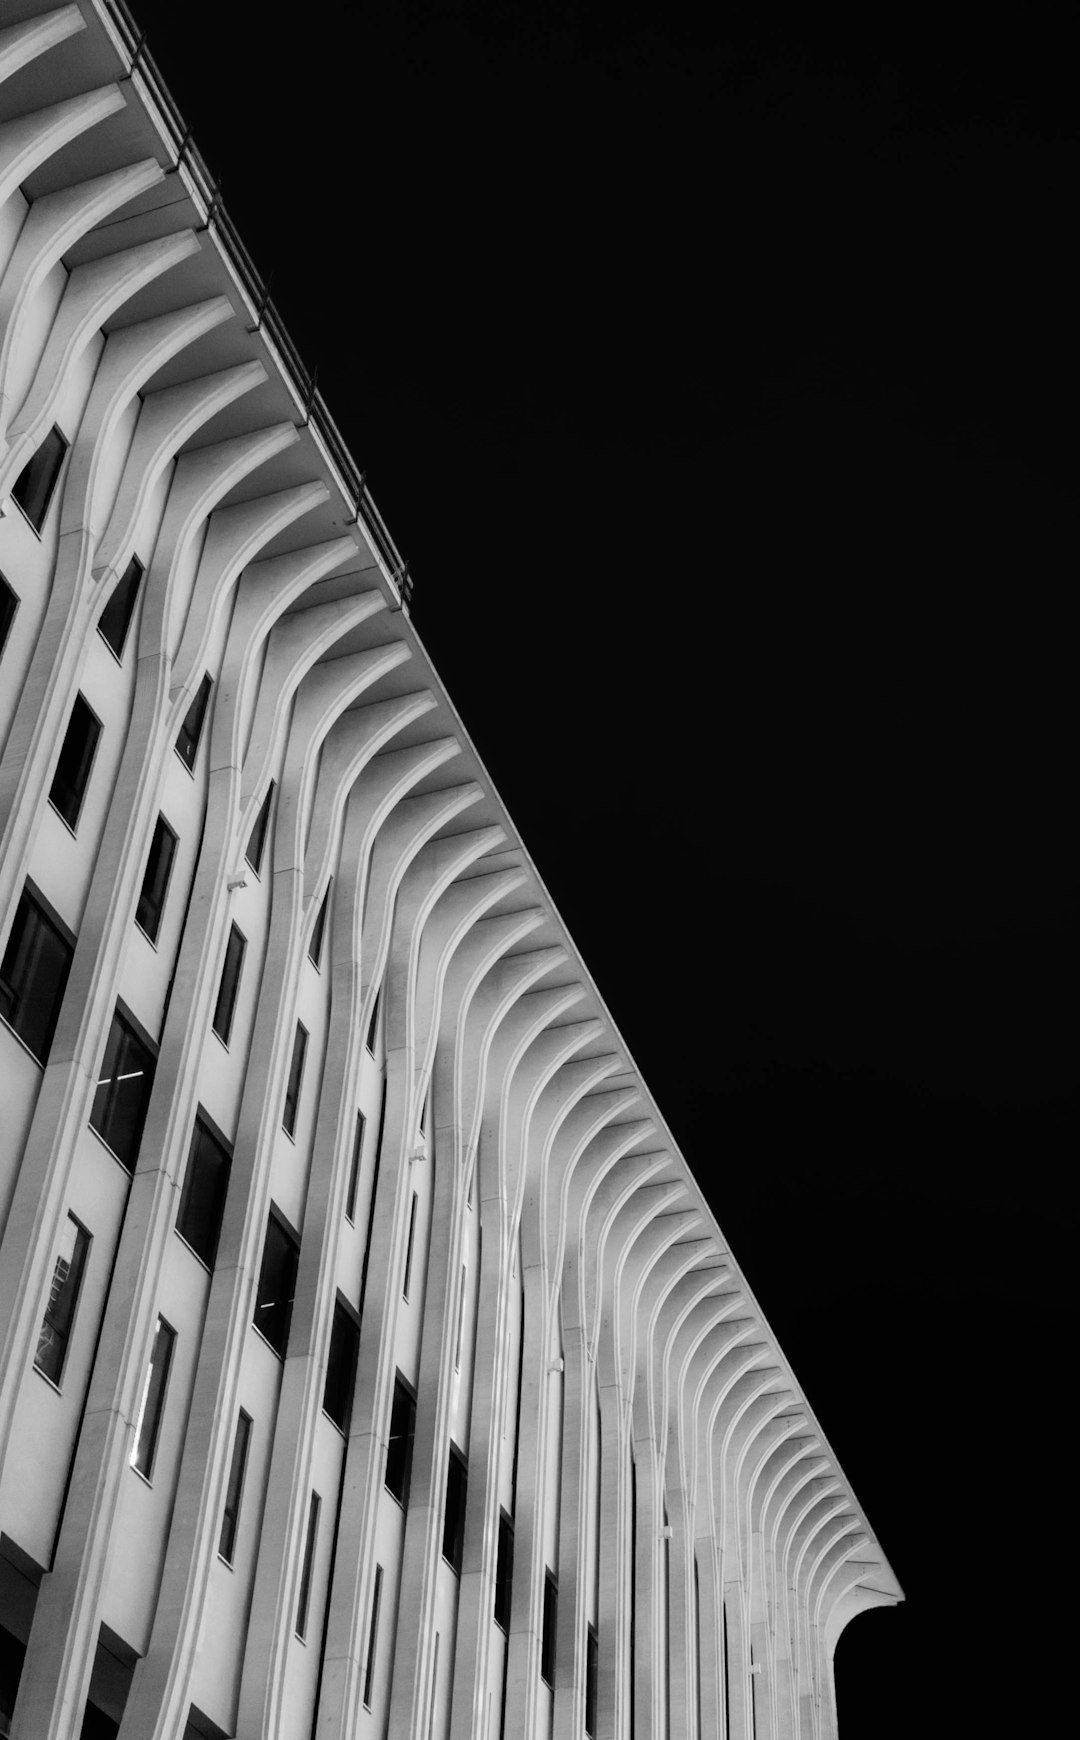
[0,4,902,1737]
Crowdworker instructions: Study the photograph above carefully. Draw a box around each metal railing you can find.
[100,0,413,609]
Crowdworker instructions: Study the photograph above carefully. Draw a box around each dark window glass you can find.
[586,1623,599,1736]
[0,1624,28,1733]
[97,556,143,658]
[212,923,246,1044]
[384,1375,415,1506]
[176,1116,231,1266]
[323,1301,359,1431]
[0,573,17,661]
[135,814,177,943]
[441,1446,467,1575]
[218,1410,251,1564]
[345,1111,365,1223]
[295,1490,320,1640]
[244,782,274,875]
[131,1316,175,1479]
[309,880,330,966]
[0,885,73,1063]
[402,1192,418,1300]
[541,1571,557,1688]
[363,1565,382,1708]
[253,1213,298,1355]
[34,1214,89,1384]
[495,1511,514,1631]
[11,425,67,531]
[282,1022,307,1138]
[175,673,212,771]
[49,693,101,829]
[90,1008,154,1170]
[364,986,380,1053]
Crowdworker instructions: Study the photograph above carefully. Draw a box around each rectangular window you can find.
[253,1212,298,1356]
[363,1565,383,1709]
[323,1300,359,1431]
[175,673,212,771]
[402,1192,418,1300]
[384,1375,416,1506]
[0,884,73,1063]
[541,1570,557,1688]
[97,555,143,659]
[131,1316,175,1480]
[345,1111,365,1223]
[309,880,330,966]
[11,424,67,531]
[89,1007,155,1170]
[441,1445,467,1575]
[244,782,274,875]
[295,1490,320,1641]
[176,1115,231,1267]
[364,986,380,1053]
[34,1214,89,1385]
[212,923,246,1045]
[586,1623,599,1736]
[135,814,177,943]
[218,1410,251,1564]
[494,1511,514,1631]
[282,1021,307,1138]
[48,692,101,830]
[0,572,17,661]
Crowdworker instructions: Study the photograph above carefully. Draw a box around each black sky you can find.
[130,3,1073,1731]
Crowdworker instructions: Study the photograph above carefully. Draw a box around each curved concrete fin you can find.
[0,5,85,91]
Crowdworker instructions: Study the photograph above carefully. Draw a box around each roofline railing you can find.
[100,0,413,609]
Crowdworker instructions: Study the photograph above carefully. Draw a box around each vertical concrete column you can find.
[595,1381,627,1740]
[552,1320,589,1737]
[386,1123,462,1739]
[694,1534,723,1739]
[502,1259,549,1740]
[724,1581,751,1740]
[631,1424,659,1740]
[666,1482,695,1739]
[448,1197,508,1740]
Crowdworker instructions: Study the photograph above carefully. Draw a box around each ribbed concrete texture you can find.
[0,5,902,1737]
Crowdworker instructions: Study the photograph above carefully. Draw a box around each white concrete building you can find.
[0,4,902,1737]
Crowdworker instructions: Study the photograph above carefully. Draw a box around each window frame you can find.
[295,1490,321,1642]
[282,1021,307,1139]
[0,882,74,1065]
[175,673,212,773]
[135,813,178,945]
[322,1297,360,1433]
[494,1509,514,1632]
[89,1005,156,1172]
[218,1409,252,1566]
[384,1373,416,1508]
[10,424,67,533]
[345,1110,366,1224]
[97,554,143,660]
[252,1209,299,1357]
[362,1564,383,1709]
[441,1443,467,1576]
[211,922,246,1046]
[48,691,102,832]
[33,1212,91,1388]
[0,571,17,661]
[308,879,330,967]
[131,1315,176,1482]
[244,781,275,876]
[541,1569,558,1689]
[175,1113,232,1269]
